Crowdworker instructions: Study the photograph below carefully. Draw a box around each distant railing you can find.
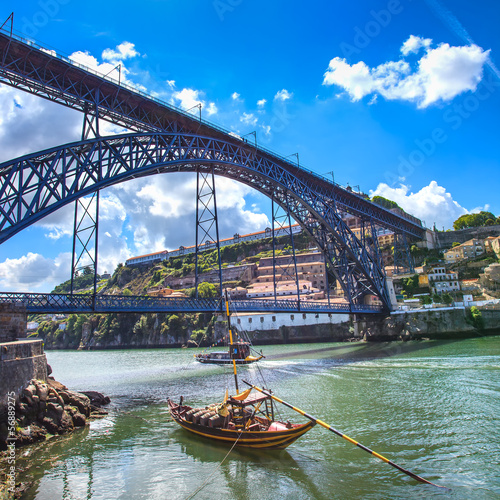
[0,292,385,315]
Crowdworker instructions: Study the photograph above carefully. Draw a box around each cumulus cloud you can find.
[0,252,70,292]
[323,36,490,108]
[171,88,218,116]
[401,35,432,56]
[240,112,257,126]
[274,89,293,101]
[257,99,267,108]
[102,41,140,62]
[370,180,467,229]
[231,92,241,100]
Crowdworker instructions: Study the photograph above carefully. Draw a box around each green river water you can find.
[14,336,500,499]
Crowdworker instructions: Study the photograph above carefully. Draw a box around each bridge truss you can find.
[0,31,425,314]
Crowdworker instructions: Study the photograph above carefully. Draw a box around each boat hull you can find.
[168,400,315,449]
[195,357,258,365]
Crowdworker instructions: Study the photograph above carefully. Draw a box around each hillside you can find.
[31,231,315,349]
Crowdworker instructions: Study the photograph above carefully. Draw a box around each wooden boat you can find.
[168,393,315,449]
[194,341,264,365]
[168,290,315,449]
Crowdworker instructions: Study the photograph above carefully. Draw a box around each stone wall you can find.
[0,340,47,414]
[434,225,500,249]
[356,307,500,341]
[0,304,27,342]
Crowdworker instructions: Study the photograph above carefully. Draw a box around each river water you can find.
[15,336,500,499]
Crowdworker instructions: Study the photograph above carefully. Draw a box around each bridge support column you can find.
[194,168,223,298]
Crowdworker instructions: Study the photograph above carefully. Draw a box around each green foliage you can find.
[197,282,218,298]
[53,273,96,293]
[419,295,432,305]
[401,274,420,296]
[452,242,461,248]
[453,211,497,230]
[466,306,484,331]
[190,329,206,344]
[371,196,401,210]
[441,293,454,306]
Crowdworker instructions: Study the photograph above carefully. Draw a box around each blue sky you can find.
[0,0,499,292]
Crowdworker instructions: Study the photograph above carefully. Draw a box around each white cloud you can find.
[172,88,218,116]
[323,37,490,108]
[166,80,176,88]
[231,92,241,100]
[206,102,218,116]
[0,252,70,292]
[240,112,257,126]
[401,35,432,56]
[274,89,293,101]
[257,99,267,108]
[102,42,140,62]
[370,181,467,229]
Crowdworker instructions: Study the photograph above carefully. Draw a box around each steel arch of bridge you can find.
[1,132,391,311]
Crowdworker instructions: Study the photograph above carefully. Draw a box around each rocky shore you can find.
[1,378,109,451]
[0,376,110,497]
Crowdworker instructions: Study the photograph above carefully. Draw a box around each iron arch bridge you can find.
[0,29,425,315]
[2,131,411,313]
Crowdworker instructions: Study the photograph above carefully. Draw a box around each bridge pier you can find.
[0,304,47,422]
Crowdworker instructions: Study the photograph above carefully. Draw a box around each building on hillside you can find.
[125,225,302,267]
[443,239,485,264]
[246,279,324,300]
[484,235,500,255]
[424,265,460,294]
[491,236,500,258]
[478,263,500,296]
[254,252,327,291]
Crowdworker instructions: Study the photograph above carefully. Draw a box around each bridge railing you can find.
[0,292,385,315]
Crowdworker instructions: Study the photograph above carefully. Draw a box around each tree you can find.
[420,295,432,305]
[371,196,401,210]
[197,282,218,298]
[441,293,453,306]
[453,211,497,230]
[452,242,461,248]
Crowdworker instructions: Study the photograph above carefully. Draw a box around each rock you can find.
[42,416,59,434]
[34,381,49,402]
[46,363,53,376]
[72,412,86,427]
[58,411,74,434]
[15,424,47,446]
[90,406,108,418]
[81,391,110,407]
[46,402,64,423]
[59,391,91,417]
[65,405,87,426]
[47,377,67,392]
[48,388,65,407]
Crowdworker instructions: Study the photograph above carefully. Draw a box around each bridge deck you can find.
[0,293,384,315]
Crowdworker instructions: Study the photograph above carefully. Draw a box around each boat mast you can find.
[224,288,239,394]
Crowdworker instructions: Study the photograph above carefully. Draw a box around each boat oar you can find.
[242,380,446,489]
